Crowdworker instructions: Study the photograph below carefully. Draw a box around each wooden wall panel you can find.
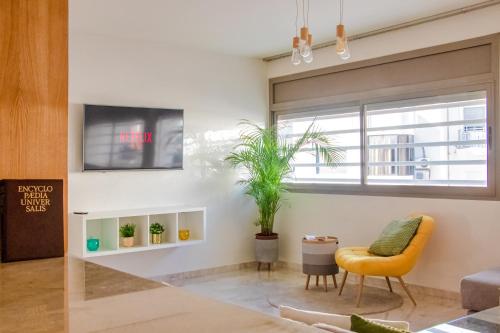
[0,0,68,250]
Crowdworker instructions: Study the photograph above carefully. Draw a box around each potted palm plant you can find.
[226,120,343,268]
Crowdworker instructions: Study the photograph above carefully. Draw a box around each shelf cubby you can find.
[178,210,205,241]
[149,213,177,245]
[85,218,118,253]
[118,215,148,248]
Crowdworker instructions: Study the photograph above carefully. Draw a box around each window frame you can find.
[272,80,498,200]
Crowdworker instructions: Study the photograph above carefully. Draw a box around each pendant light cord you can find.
[306,0,310,27]
[295,0,299,36]
[339,0,343,24]
[302,0,306,27]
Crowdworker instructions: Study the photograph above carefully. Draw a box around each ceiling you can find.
[70,0,489,59]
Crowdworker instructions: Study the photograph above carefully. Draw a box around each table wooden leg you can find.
[257,262,261,271]
[385,276,393,292]
[339,270,348,296]
[332,274,338,288]
[316,275,319,286]
[323,275,328,292]
[356,275,365,307]
[305,275,311,290]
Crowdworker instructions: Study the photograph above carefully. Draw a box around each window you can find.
[365,91,487,187]
[277,106,361,184]
[276,90,492,197]
[270,36,499,199]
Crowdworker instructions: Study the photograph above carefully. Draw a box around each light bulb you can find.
[299,26,311,57]
[303,33,313,63]
[291,48,301,65]
[299,39,311,57]
[340,49,350,60]
[335,24,349,59]
[336,36,346,55]
[303,50,313,64]
[339,40,350,60]
[291,36,301,65]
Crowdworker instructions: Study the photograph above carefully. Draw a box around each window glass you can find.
[365,91,487,187]
[277,107,361,184]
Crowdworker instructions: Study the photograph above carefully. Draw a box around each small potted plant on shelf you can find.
[120,223,136,247]
[226,120,342,269]
[149,223,165,244]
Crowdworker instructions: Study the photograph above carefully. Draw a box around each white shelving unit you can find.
[69,206,206,258]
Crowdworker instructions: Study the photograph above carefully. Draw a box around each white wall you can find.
[269,5,500,292]
[69,33,267,277]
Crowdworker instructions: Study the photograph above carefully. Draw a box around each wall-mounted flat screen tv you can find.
[83,105,183,171]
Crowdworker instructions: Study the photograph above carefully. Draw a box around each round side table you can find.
[302,236,339,292]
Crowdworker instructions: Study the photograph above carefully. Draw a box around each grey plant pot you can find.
[255,233,279,263]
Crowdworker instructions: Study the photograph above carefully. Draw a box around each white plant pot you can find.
[255,233,279,263]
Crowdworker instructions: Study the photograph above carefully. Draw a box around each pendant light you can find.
[336,0,350,60]
[291,37,301,65]
[291,0,313,66]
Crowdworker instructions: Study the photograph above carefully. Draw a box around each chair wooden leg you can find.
[332,274,338,288]
[316,275,319,286]
[356,275,365,307]
[305,275,311,290]
[385,276,393,292]
[257,262,261,271]
[338,271,348,296]
[323,275,328,292]
[268,263,271,272]
[397,276,416,306]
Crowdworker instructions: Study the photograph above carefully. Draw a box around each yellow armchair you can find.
[335,215,435,307]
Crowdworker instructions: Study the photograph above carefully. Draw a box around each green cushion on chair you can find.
[368,216,422,257]
[351,314,410,333]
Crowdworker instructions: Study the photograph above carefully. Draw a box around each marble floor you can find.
[164,267,466,332]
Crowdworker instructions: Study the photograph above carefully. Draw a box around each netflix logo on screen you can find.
[120,131,153,144]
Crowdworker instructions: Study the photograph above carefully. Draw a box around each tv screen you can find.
[83,105,183,171]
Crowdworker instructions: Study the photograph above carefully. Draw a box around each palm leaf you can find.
[225,119,344,235]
